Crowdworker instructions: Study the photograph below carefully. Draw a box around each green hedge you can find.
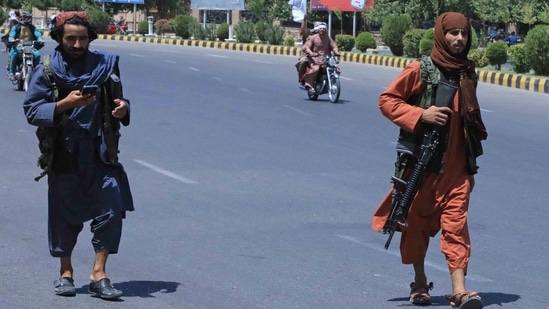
[335,34,355,52]
[485,41,508,70]
[509,44,530,74]
[403,28,425,58]
[355,31,376,52]
[524,24,549,76]
[381,14,413,56]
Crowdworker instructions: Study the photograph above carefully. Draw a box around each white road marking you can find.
[481,108,493,113]
[133,159,198,184]
[240,88,253,94]
[283,105,312,117]
[213,77,222,81]
[166,60,176,64]
[340,76,352,81]
[208,54,228,58]
[336,234,492,282]
[255,60,272,64]
[130,54,145,57]
[189,67,199,71]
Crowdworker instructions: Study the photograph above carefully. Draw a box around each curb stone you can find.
[3,28,547,94]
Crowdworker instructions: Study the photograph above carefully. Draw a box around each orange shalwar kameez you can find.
[371,61,473,274]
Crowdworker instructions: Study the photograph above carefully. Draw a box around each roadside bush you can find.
[265,25,285,45]
[87,9,110,34]
[190,22,207,40]
[154,19,171,36]
[508,44,531,74]
[524,24,549,76]
[381,14,413,56]
[284,35,295,47]
[355,31,376,52]
[204,24,217,41]
[470,28,479,50]
[235,21,255,43]
[403,28,426,58]
[171,14,196,39]
[137,20,149,35]
[335,34,355,52]
[485,41,508,70]
[255,20,270,42]
[217,23,230,41]
[468,49,488,67]
[419,28,434,55]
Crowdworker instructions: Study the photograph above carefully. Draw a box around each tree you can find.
[539,4,549,24]
[247,0,266,21]
[521,1,538,30]
[332,8,343,34]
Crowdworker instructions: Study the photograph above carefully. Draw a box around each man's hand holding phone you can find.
[54,85,99,115]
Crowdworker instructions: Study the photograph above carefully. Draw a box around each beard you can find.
[62,46,88,61]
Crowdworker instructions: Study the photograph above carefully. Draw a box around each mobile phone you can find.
[351,0,365,10]
[81,85,100,96]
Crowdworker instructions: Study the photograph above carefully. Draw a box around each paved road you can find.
[0,37,547,308]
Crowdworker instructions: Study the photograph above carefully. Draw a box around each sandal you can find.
[445,292,483,309]
[305,85,316,94]
[409,282,433,305]
[54,277,76,296]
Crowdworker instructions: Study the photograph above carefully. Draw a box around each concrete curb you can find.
[4,28,548,94]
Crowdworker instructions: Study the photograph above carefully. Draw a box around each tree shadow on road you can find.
[388,292,520,307]
[76,280,180,298]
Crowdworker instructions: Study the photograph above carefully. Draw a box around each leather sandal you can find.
[445,292,483,309]
[54,277,76,296]
[409,281,433,305]
[88,278,123,299]
[305,85,316,94]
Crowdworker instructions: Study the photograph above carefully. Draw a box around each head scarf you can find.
[55,11,89,26]
[313,21,327,31]
[431,12,487,140]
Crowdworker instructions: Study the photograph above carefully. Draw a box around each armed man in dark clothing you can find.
[23,11,134,300]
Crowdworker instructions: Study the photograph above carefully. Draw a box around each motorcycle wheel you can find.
[24,64,33,92]
[328,78,341,103]
[17,70,25,91]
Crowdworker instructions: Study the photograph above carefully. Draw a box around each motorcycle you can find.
[306,54,341,103]
[9,39,44,91]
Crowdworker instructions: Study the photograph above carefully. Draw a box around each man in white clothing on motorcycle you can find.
[301,21,340,94]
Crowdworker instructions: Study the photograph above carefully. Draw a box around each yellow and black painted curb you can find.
[4,28,548,94]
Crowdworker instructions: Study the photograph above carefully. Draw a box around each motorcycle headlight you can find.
[328,57,337,67]
[23,45,33,53]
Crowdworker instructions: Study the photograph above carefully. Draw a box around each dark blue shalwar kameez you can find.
[23,47,134,257]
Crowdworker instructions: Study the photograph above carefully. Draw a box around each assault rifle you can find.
[382,80,457,250]
[102,71,124,164]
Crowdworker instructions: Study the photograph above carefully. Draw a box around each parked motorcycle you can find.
[306,54,341,103]
[9,39,44,91]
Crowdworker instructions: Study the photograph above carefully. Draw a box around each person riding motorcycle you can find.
[117,16,128,34]
[301,21,340,94]
[7,12,43,80]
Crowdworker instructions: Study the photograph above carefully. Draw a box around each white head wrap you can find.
[314,22,327,30]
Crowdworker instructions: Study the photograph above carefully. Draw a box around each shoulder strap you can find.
[42,54,59,101]
[417,55,439,109]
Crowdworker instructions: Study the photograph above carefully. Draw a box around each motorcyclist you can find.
[296,22,319,85]
[117,16,128,34]
[301,21,340,94]
[7,11,43,80]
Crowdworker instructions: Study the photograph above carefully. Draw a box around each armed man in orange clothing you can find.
[371,12,487,309]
